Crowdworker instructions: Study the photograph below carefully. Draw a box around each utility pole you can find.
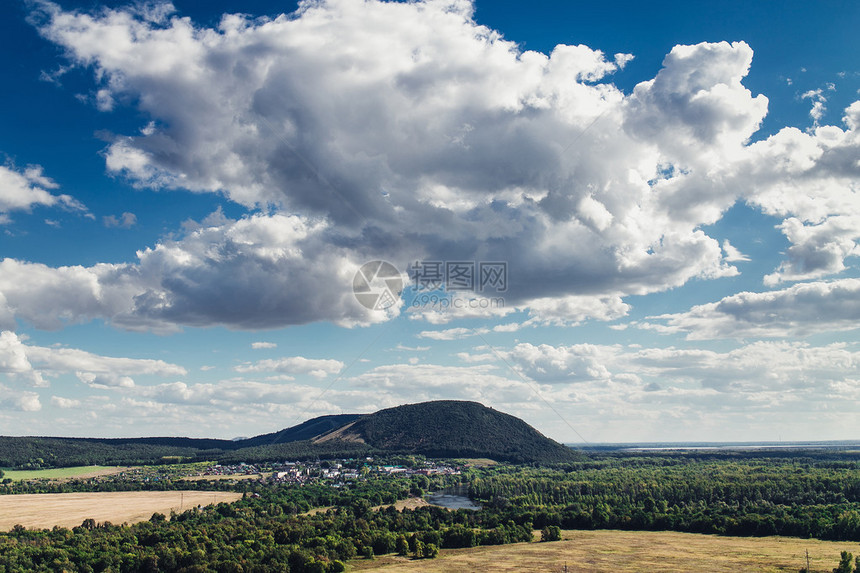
[806,549,810,572]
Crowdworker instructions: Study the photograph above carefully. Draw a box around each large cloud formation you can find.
[7,0,856,332]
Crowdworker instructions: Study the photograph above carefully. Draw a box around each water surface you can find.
[426,486,481,511]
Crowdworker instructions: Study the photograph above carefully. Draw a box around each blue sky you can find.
[0,0,858,442]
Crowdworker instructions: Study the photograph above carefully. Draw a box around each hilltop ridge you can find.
[338,401,577,463]
[0,400,577,467]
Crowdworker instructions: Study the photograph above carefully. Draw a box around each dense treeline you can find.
[0,477,531,572]
[0,439,380,470]
[0,437,372,470]
[0,438,214,469]
[1,478,242,496]
[469,456,860,541]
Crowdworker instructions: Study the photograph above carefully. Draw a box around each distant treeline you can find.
[0,436,373,470]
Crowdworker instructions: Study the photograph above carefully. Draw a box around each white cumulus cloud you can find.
[0,330,186,390]
[640,278,860,339]
[234,356,344,379]
[0,163,86,219]
[0,0,849,333]
[0,385,42,412]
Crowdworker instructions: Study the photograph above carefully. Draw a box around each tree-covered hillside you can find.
[349,401,579,464]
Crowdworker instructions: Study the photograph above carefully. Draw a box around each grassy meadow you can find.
[1,465,126,482]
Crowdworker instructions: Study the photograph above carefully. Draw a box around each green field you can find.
[1,465,120,482]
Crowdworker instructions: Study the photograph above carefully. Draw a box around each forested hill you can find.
[238,414,362,447]
[340,401,579,463]
[0,401,576,467]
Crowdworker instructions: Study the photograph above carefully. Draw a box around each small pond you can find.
[425,485,481,511]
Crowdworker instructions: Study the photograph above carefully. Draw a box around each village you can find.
[198,458,462,487]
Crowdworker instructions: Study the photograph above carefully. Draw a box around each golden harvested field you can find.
[0,491,242,530]
[349,529,860,573]
[305,497,432,516]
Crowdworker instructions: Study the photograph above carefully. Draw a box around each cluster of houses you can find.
[198,458,461,486]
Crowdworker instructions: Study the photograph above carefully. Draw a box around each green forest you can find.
[468,455,860,539]
[5,451,860,571]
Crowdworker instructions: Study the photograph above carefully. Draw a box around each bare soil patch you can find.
[303,497,431,517]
